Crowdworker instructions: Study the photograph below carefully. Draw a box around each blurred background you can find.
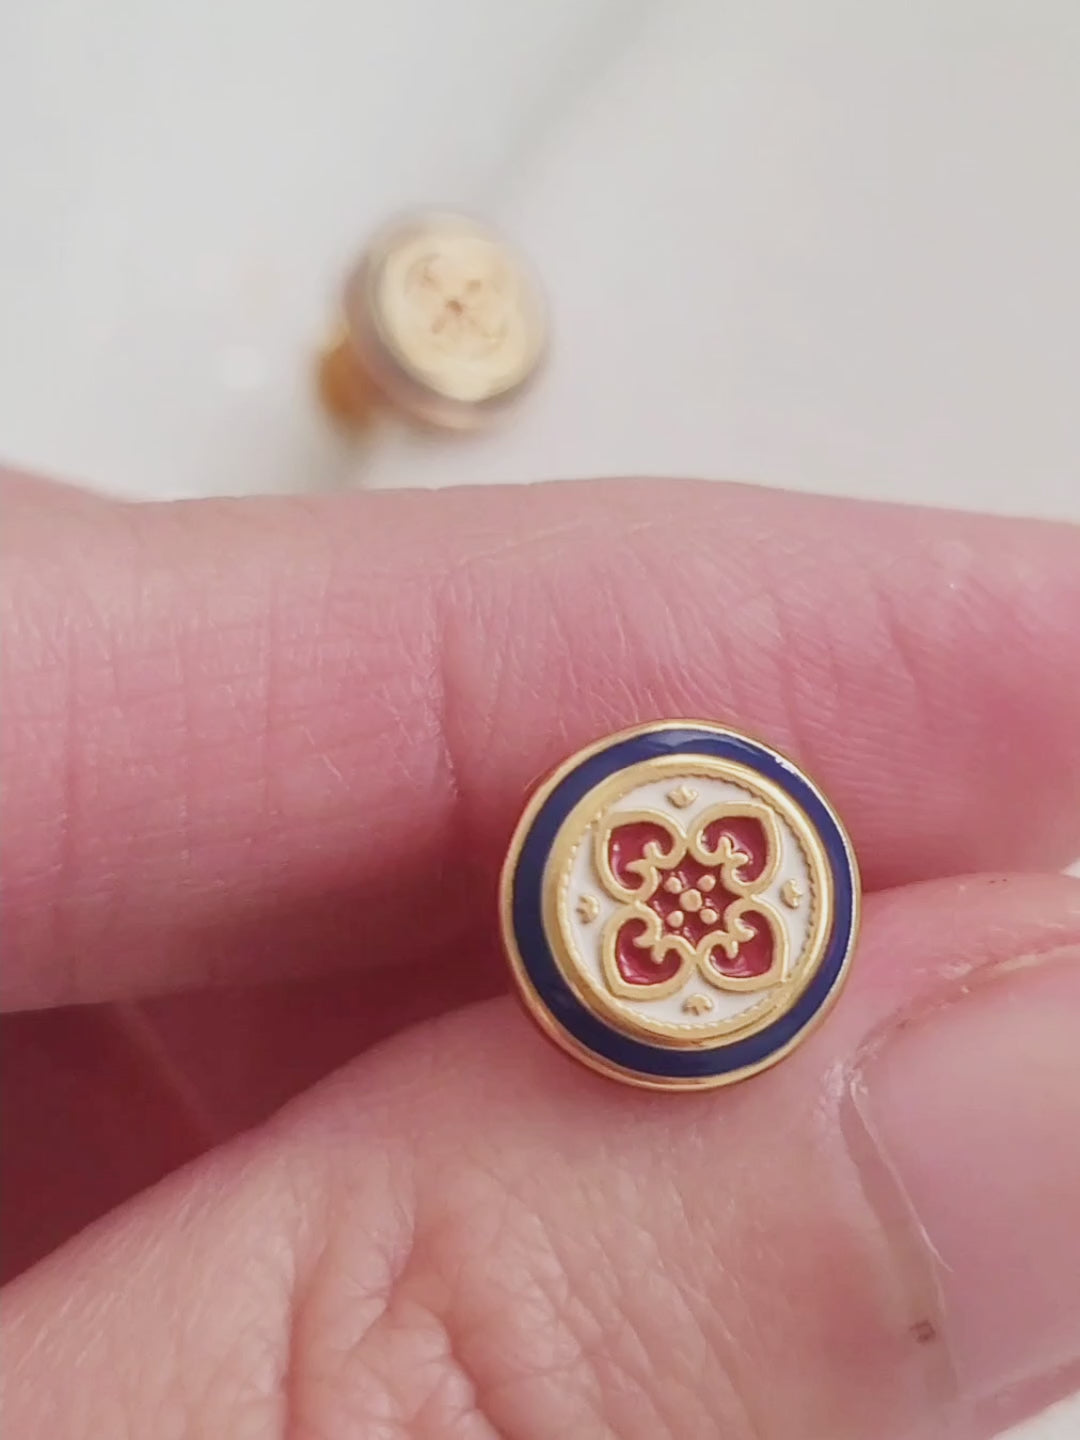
[1,2,1078,1434]
[2,0,1078,516]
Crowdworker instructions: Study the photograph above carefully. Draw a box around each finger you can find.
[3,476,1079,1009]
[4,876,1079,1439]
[0,1004,212,1280]
[0,953,500,1277]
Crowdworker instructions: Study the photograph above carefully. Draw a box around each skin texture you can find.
[1,474,1080,1439]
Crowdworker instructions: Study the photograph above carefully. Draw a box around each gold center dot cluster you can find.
[662,873,719,930]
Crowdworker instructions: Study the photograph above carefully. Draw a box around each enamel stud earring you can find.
[318,210,547,433]
[499,720,861,1091]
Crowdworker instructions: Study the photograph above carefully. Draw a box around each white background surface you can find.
[1,2,1078,1433]
[2,0,1078,519]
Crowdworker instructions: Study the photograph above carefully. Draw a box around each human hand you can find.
[2,474,1079,1438]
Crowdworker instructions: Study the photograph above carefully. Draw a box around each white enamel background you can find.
[560,772,816,1033]
[1,3,1077,1434]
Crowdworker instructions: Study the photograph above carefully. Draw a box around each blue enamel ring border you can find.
[508,726,858,1083]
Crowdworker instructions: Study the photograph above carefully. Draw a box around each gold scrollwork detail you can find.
[536,747,836,1051]
[593,808,684,903]
[690,803,782,894]
[594,800,788,996]
[600,896,789,998]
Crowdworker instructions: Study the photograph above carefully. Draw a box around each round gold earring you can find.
[318,210,547,434]
[500,720,861,1091]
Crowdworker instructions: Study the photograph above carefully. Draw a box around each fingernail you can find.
[851,946,1080,1409]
